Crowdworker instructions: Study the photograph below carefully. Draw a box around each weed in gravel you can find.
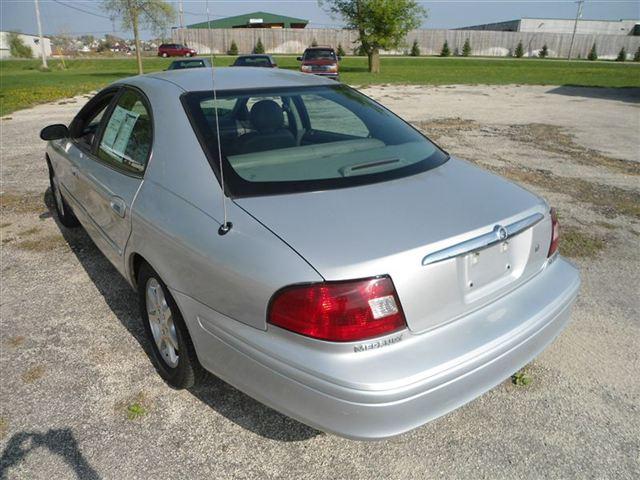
[505,124,640,176]
[126,403,148,420]
[0,222,11,228]
[14,233,67,252]
[7,336,25,347]
[488,165,640,219]
[119,392,151,421]
[17,226,41,237]
[0,192,47,214]
[560,227,606,258]
[0,417,7,439]
[414,118,479,142]
[22,365,45,383]
[512,370,532,386]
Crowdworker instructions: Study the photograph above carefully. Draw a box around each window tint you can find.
[72,93,116,150]
[183,85,448,197]
[302,94,368,138]
[98,89,152,174]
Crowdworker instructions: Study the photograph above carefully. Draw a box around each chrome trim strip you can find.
[422,212,544,266]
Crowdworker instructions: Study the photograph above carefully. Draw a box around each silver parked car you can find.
[40,67,580,440]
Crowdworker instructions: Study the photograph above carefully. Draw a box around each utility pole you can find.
[33,0,47,69]
[178,0,184,28]
[567,0,585,60]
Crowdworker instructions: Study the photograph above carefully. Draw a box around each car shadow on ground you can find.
[549,85,640,103]
[0,428,100,480]
[45,190,319,442]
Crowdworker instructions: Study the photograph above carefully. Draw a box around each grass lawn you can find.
[1,56,639,116]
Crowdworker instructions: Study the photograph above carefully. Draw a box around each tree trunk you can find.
[368,48,380,74]
[132,8,143,75]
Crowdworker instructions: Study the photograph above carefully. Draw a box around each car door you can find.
[74,87,153,274]
[48,88,120,213]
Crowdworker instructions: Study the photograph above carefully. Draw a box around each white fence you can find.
[173,27,640,60]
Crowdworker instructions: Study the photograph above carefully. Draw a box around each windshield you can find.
[234,56,271,66]
[183,85,448,197]
[169,60,206,70]
[304,49,336,61]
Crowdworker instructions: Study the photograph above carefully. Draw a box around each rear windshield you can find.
[183,85,448,197]
[304,49,336,61]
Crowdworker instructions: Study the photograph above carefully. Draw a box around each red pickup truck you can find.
[158,43,197,58]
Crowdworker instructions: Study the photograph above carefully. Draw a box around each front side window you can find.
[98,89,152,174]
[183,85,447,197]
[71,92,117,150]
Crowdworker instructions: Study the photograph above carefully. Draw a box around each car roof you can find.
[132,67,335,92]
[236,54,271,58]
[305,46,334,50]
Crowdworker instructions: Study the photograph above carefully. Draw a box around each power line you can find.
[50,0,111,20]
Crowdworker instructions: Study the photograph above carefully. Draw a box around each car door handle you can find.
[109,197,126,218]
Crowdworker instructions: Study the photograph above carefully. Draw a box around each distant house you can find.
[187,11,308,29]
[457,18,640,36]
[0,31,52,59]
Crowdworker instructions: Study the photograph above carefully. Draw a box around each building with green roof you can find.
[187,11,308,29]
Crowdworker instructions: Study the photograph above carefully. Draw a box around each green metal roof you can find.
[187,11,308,29]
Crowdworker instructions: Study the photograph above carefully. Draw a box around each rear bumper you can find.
[174,256,580,440]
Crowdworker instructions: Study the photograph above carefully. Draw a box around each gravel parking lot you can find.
[1,84,638,479]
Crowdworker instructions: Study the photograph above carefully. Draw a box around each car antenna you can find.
[206,0,232,235]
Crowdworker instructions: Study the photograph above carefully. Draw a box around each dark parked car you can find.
[167,58,212,70]
[158,43,197,58]
[232,54,278,68]
[297,46,340,80]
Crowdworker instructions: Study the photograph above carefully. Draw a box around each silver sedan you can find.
[40,67,580,440]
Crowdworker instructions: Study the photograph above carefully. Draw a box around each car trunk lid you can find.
[235,158,552,333]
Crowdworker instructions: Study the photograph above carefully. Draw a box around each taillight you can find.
[268,276,406,342]
[548,207,560,257]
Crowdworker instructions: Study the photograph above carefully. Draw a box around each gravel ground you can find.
[1,85,639,479]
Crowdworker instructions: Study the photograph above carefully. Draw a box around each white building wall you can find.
[0,32,52,59]
[519,18,639,35]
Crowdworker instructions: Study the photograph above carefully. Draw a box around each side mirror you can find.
[40,124,69,141]
[296,56,302,61]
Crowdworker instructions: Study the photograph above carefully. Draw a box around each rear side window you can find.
[97,89,152,174]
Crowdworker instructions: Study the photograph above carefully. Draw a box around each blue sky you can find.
[1,1,638,39]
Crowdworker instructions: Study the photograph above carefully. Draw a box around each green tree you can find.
[616,47,626,62]
[410,39,420,56]
[311,38,318,47]
[227,40,238,55]
[462,38,471,57]
[320,0,426,74]
[634,46,640,62]
[336,43,346,56]
[102,0,175,74]
[440,40,450,57]
[539,44,549,58]
[587,43,598,61]
[8,32,33,58]
[254,37,265,54]
[514,40,524,58]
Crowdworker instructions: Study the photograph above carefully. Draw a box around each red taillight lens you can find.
[268,276,406,342]
[548,207,560,257]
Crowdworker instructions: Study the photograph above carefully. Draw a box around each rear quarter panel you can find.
[123,76,322,330]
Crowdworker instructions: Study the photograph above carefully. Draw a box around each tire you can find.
[48,161,79,228]
[161,52,168,58]
[185,52,192,57]
[138,263,203,389]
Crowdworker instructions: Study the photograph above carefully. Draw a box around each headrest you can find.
[250,100,284,133]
